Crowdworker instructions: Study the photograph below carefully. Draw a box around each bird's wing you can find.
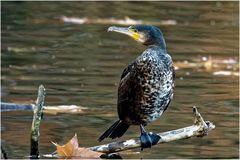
[117,52,155,121]
[117,50,175,122]
[120,63,134,80]
[117,61,140,120]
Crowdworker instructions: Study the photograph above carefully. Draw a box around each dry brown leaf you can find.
[52,134,102,159]
[52,133,78,158]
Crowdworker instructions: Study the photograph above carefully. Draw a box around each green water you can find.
[1,1,239,159]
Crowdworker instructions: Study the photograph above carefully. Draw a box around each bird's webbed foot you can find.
[140,124,161,150]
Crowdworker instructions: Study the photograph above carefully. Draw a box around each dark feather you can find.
[117,47,174,125]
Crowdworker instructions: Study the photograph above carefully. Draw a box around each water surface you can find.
[1,1,239,159]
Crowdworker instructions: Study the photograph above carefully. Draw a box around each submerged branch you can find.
[0,102,86,114]
[30,85,46,158]
[89,106,215,153]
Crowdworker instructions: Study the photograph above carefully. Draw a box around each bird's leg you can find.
[139,124,161,150]
[140,124,152,150]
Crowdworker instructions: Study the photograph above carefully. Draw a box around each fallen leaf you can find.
[52,133,78,158]
[52,134,102,159]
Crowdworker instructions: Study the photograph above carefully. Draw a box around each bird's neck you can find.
[156,37,167,51]
[147,45,167,54]
[146,37,167,51]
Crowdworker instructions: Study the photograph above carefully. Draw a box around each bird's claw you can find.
[149,132,161,145]
[140,132,152,150]
[140,132,161,150]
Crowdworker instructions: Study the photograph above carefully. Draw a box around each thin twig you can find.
[89,106,215,153]
[1,145,8,159]
[30,85,46,158]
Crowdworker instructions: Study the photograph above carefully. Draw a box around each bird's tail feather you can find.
[98,120,129,142]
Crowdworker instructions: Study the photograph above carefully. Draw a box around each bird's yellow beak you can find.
[108,26,143,42]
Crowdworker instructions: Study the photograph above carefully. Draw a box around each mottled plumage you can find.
[118,46,174,125]
[98,25,175,149]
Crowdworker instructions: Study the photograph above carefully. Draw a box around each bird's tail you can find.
[98,120,130,142]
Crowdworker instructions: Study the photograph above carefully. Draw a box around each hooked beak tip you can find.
[107,26,136,40]
[107,26,116,32]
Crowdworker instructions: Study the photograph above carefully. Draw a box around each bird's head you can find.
[108,25,166,49]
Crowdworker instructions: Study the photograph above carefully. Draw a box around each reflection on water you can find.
[1,1,239,159]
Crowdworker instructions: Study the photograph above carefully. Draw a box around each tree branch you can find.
[89,106,215,153]
[1,102,33,112]
[0,102,86,114]
[30,85,46,158]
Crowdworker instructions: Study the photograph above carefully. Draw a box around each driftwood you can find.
[0,102,86,114]
[43,105,215,158]
[89,106,215,153]
[30,85,46,158]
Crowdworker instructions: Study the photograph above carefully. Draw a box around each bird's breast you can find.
[118,48,174,125]
[134,51,174,122]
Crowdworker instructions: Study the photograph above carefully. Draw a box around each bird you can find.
[98,25,175,149]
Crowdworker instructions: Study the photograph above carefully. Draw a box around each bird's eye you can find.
[131,29,138,33]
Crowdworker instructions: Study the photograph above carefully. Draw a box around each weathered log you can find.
[89,106,215,153]
[30,85,46,158]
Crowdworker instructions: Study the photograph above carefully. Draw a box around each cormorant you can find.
[98,25,175,149]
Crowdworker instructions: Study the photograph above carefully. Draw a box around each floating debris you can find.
[213,71,239,76]
[61,16,177,26]
[203,56,213,72]
[174,56,239,77]
[222,58,238,64]
[7,47,37,53]
[44,105,87,115]
[202,56,208,61]
[61,16,88,24]
[174,60,198,69]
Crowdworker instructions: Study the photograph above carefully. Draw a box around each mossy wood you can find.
[30,85,46,158]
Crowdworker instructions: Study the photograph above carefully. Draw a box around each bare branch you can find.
[0,102,86,114]
[1,102,33,112]
[30,85,46,158]
[89,106,215,153]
